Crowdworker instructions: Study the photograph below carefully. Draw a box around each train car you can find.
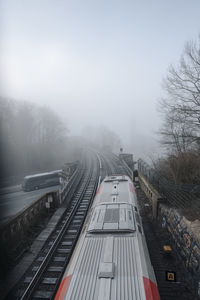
[55,175,160,300]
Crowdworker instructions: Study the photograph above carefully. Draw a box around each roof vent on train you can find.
[98,237,115,279]
[112,183,118,195]
[88,203,135,232]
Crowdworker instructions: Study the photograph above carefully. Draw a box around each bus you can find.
[22,170,62,192]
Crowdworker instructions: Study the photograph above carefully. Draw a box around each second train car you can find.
[55,174,160,300]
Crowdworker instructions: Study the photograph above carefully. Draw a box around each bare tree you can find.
[157,35,200,183]
[159,36,200,153]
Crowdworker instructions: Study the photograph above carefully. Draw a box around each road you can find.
[0,184,60,223]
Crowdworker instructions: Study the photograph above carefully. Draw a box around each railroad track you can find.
[98,153,115,177]
[103,152,133,176]
[98,152,132,179]
[6,151,133,300]
[9,151,100,300]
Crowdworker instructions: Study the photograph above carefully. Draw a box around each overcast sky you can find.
[1,0,200,158]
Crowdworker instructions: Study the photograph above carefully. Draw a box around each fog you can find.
[1,0,200,161]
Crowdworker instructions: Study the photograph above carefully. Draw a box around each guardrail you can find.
[138,171,163,218]
[59,167,79,204]
[59,160,86,207]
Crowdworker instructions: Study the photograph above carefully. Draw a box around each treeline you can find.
[158,35,200,184]
[0,97,70,181]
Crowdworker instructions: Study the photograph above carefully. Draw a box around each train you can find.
[55,174,160,300]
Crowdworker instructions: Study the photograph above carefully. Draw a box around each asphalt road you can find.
[0,184,60,223]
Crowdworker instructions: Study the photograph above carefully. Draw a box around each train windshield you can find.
[88,203,135,233]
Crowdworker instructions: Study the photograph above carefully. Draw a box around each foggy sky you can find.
[1,0,200,159]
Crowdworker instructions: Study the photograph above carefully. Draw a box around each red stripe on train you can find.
[96,184,102,195]
[55,275,72,300]
[143,277,160,300]
[129,183,135,194]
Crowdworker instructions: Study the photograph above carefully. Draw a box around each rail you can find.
[101,152,133,178]
[119,156,133,179]
[59,161,82,204]
[21,167,96,299]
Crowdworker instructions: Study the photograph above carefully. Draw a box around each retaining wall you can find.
[159,204,200,279]
[0,191,59,249]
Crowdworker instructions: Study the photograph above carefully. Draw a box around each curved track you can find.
[9,151,100,300]
[7,150,133,300]
[98,151,132,179]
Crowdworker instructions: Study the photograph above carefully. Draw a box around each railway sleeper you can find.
[33,290,53,299]
[57,248,71,254]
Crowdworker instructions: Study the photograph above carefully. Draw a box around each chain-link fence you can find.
[138,159,200,210]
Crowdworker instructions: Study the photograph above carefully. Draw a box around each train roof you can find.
[61,235,148,300]
[88,203,136,232]
[94,174,137,206]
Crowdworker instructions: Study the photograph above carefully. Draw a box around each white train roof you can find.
[88,203,135,232]
[94,174,137,207]
[63,236,147,300]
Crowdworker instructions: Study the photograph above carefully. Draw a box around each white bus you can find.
[22,170,62,192]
